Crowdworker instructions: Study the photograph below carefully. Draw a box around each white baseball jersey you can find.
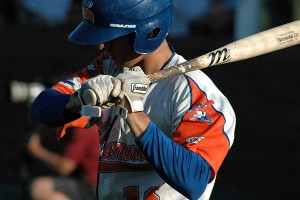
[52,53,236,200]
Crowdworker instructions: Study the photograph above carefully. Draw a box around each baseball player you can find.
[30,0,236,199]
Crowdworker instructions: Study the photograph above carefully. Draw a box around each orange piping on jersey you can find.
[172,77,229,181]
[53,117,88,139]
[145,191,160,200]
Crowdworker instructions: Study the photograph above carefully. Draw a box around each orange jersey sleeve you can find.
[172,77,230,181]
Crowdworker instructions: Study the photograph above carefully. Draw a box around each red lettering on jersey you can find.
[101,142,146,162]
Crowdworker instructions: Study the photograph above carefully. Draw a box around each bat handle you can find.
[81,89,119,117]
[82,88,97,106]
[148,59,206,83]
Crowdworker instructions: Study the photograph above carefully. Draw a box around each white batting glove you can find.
[78,75,122,117]
[115,66,150,118]
[79,75,122,106]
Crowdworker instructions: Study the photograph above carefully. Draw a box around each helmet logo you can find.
[82,0,94,23]
[110,24,136,29]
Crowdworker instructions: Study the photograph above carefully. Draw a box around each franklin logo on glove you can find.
[131,83,148,94]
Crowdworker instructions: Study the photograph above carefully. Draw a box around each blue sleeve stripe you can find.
[137,121,211,200]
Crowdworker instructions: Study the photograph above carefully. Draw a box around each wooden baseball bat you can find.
[82,20,300,107]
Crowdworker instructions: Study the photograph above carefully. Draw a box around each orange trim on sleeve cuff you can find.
[53,116,89,139]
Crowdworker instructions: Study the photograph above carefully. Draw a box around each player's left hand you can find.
[78,75,123,118]
[115,66,150,118]
[79,75,122,106]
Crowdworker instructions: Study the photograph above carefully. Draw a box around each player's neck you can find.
[139,40,172,74]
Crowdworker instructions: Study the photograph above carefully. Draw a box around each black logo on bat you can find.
[207,48,230,67]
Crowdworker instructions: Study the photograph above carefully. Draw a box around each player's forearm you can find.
[126,112,151,140]
[136,121,211,200]
[30,89,80,127]
[65,91,82,114]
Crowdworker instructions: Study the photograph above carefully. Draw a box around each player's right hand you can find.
[78,75,123,106]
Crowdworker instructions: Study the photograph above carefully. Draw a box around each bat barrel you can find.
[150,20,300,83]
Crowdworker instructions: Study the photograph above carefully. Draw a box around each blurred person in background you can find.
[189,0,236,38]
[25,124,99,200]
[169,0,236,39]
[264,0,293,27]
[169,0,212,38]
[18,0,73,28]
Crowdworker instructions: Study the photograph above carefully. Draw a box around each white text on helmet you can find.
[110,24,136,28]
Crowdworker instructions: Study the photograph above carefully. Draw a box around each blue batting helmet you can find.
[68,0,175,54]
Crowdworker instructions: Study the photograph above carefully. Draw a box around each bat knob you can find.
[83,88,97,106]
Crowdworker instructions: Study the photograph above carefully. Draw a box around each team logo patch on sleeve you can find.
[188,101,214,124]
[190,110,212,124]
[59,77,81,90]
